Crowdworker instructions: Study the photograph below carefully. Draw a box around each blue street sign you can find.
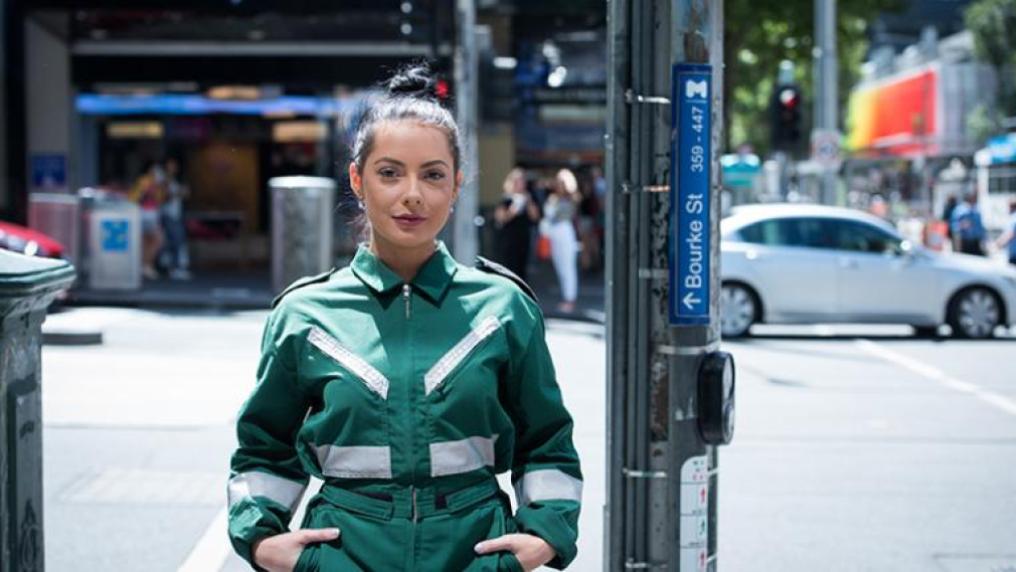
[101,219,129,252]
[670,64,712,325]
[31,154,66,189]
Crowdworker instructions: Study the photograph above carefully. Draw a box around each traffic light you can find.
[771,84,803,150]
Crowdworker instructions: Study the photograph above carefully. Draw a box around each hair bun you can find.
[385,64,438,99]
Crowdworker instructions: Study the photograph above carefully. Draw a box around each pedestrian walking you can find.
[941,194,958,242]
[541,169,580,314]
[128,161,166,280]
[227,65,582,572]
[493,167,541,283]
[950,191,987,256]
[576,173,601,272]
[996,197,1016,267]
[158,157,192,280]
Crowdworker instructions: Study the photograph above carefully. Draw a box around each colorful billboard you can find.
[846,66,940,157]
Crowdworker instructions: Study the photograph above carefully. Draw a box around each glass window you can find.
[829,220,901,254]
[738,217,835,249]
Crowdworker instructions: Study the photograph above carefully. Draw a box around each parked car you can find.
[720,204,1016,339]
[0,221,65,259]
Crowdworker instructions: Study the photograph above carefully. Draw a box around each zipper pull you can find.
[403,283,412,320]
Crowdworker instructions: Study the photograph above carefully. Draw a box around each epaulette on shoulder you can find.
[474,256,538,302]
[271,268,336,308]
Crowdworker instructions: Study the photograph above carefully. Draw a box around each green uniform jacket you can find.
[228,242,582,569]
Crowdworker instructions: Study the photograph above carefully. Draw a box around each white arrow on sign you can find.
[682,291,701,310]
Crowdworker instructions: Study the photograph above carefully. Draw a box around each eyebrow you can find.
[372,157,450,169]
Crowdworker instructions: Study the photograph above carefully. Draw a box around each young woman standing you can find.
[227,66,582,572]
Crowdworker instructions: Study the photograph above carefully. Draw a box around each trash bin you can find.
[270,176,336,293]
[84,194,142,291]
[0,249,75,571]
[28,192,81,268]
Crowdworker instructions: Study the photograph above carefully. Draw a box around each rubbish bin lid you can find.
[269,176,337,191]
[0,249,76,298]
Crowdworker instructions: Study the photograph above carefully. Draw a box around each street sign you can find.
[670,64,712,325]
[30,154,66,190]
[810,129,842,169]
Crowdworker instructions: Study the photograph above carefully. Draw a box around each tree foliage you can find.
[724,0,901,155]
[964,0,1016,117]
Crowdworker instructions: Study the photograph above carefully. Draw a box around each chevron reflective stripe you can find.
[314,444,393,479]
[424,316,501,395]
[308,326,389,400]
[514,469,583,505]
[429,435,498,477]
[227,471,306,512]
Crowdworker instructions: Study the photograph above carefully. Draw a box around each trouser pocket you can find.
[292,544,320,572]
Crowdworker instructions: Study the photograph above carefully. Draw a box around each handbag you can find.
[537,235,552,260]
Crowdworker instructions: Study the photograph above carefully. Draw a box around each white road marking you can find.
[177,507,230,572]
[856,339,1016,416]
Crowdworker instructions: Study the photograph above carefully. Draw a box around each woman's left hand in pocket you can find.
[474,533,556,571]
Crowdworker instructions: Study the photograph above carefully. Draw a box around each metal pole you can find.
[452,0,479,263]
[814,0,838,204]
[606,0,727,570]
[604,0,630,566]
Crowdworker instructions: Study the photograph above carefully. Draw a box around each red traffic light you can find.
[778,88,799,109]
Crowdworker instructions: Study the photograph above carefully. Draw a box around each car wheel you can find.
[721,283,757,338]
[947,287,1001,339]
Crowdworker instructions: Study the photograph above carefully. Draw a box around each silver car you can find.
[720,204,1016,339]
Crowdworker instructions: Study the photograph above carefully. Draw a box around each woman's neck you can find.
[369,235,437,283]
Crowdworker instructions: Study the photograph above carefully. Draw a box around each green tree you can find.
[964,0,1016,124]
[724,0,900,155]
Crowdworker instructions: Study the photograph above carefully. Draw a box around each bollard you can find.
[0,250,75,571]
[269,176,336,293]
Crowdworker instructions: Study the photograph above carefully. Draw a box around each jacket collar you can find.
[350,241,459,302]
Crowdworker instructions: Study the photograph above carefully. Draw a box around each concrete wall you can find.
[25,16,72,193]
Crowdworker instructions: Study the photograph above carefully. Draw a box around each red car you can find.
[0,221,66,259]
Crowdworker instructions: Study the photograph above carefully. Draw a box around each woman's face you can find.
[350,120,462,252]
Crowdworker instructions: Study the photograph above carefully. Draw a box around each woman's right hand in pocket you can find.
[252,528,340,572]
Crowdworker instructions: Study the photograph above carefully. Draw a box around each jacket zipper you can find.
[403,283,412,319]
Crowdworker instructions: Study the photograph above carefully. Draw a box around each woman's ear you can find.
[454,170,464,203]
[348,162,363,201]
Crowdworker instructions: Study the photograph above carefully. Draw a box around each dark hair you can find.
[350,64,461,174]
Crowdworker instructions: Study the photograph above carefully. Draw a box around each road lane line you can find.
[178,507,230,572]
[856,339,1016,416]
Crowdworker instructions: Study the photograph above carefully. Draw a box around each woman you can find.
[493,167,541,283]
[128,160,166,280]
[541,169,580,313]
[227,65,582,572]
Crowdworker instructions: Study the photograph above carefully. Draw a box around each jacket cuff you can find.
[514,505,579,569]
[228,504,287,571]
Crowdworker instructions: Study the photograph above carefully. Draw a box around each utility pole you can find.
[452,0,479,262]
[606,0,735,570]
[813,0,839,205]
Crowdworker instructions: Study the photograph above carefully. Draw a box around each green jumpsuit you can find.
[227,242,582,571]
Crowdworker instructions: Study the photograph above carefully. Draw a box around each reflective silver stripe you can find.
[314,444,393,479]
[308,326,389,400]
[429,435,498,477]
[424,316,501,395]
[227,471,306,512]
[514,469,583,505]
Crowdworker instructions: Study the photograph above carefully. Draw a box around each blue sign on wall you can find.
[670,64,712,325]
[101,220,129,252]
[31,154,66,189]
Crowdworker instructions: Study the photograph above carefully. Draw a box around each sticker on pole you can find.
[670,64,712,325]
